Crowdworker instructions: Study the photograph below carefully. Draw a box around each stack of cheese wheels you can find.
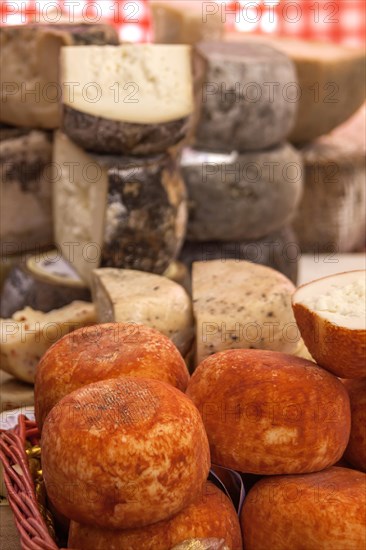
[35,322,190,429]
[183,269,365,549]
[40,376,242,548]
[54,44,194,283]
[176,41,303,283]
[0,24,119,260]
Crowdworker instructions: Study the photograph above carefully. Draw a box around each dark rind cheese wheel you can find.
[54,132,187,284]
[181,145,303,242]
[63,105,190,156]
[0,251,90,317]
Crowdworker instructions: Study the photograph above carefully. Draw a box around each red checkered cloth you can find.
[0,0,365,45]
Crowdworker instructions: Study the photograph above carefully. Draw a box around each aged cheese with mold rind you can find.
[91,268,194,356]
[181,145,303,241]
[294,124,366,253]
[194,41,297,151]
[53,132,187,284]
[0,23,118,129]
[1,129,53,252]
[192,260,298,365]
[225,33,366,144]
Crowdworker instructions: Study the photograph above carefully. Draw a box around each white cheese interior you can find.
[61,44,193,123]
[295,271,366,330]
[53,132,107,283]
[91,268,194,355]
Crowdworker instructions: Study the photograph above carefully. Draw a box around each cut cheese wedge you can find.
[0,301,96,383]
[91,268,194,356]
[192,260,298,365]
[53,132,187,284]
[61,44,193,154]
[0,23,119,129]
[292,271,366,378]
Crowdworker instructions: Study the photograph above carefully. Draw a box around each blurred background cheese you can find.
[0,23,118,129]
[294,109,366,253]
[151,1,224,45]
[181,145,303,242]
[193,41,297,152]
[53,132,187,283]
[0,250,91,317]
[180,226,299,284]
[0,128,53,253]
[224,34,366,145]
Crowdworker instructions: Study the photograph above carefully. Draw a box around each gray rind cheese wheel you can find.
[0,251,91,317]
[225,34,366,144]
[63,105,190,156]
[0,23,119,129]
[54,132,187,284]
[194,41,297,151]
[181,145,303,241]
[180,226,299,284]
[0,128,53,252]
[294,122,366,253]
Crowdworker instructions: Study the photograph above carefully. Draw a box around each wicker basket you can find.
[0,415,61,550]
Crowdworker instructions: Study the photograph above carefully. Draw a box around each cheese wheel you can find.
[91,268,194,356]
[179,226,299,284]
[54,132,187,284]
[192,260,298,365]
[0,301,96,383]
[181,145,303,241]
[187,349,351,474]
[35,322,190,430]
[0,23,118,129]
[225,34,366,144]
[194,42,297,151]
[61,44,193,155]
[0,128,53,253]
[68,481,241,550]
[151,1,224,45]
[343,378,366,472]
[42,378,210,529]
[0,250,91,317]
[240,467,366,550]
[294,122,365,253]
